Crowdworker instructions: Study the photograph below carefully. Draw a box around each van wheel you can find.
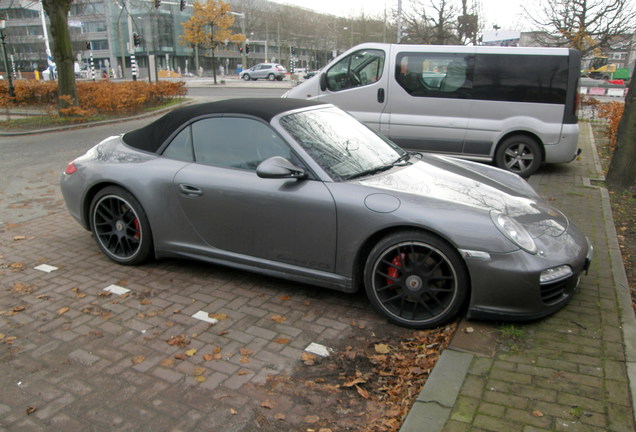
[495,135,542,178]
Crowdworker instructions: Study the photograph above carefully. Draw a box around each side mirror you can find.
[319,72,327,91]
[256,156,306,179]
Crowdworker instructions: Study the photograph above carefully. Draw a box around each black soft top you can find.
[122,98,324,153]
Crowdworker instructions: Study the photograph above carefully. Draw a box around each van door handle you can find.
[179,184,203,197]
[377,88,385,103]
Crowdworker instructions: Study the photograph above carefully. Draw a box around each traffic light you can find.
[245,44,250,55]
[133,32,141,47]
[239,46,243,53]
[86,41,91,50]
[179,0,186,11]
[154,0,160,8]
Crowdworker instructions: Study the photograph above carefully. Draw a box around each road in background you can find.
[0,87,285,227]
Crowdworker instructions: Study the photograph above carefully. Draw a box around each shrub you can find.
[0,80,186,116]
[598,101,625,150]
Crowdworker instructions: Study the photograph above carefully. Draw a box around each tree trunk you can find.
[42,0,78,108]
[606,77,635,189]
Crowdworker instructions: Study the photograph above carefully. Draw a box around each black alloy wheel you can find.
[89,186,153,265]
[364,231,468,329]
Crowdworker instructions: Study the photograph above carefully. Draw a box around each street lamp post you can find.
[0,18,15,98]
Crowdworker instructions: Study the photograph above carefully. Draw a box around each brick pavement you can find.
[401,123,636,432]
[1,197,396,431]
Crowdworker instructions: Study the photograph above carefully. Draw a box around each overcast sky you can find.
[271,0,534,32]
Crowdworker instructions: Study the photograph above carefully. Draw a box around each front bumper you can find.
[464,234,592,322]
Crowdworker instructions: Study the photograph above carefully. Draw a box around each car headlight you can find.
[491,211,537,254]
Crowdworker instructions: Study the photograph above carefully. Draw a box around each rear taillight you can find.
[64,161,77,175]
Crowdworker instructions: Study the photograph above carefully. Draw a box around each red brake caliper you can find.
[387,253,404,285]
[133,218,141,239]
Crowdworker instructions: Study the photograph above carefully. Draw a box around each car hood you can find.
[359,155,569,238]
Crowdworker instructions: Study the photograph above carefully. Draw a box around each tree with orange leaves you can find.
[180,0,245,84]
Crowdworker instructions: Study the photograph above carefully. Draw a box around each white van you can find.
[283,43,581,177]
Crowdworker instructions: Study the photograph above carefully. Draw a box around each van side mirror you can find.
[319,73,327,91]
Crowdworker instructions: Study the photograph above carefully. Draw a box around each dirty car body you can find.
[61,98,592,329]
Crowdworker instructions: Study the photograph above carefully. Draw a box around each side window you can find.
[191,117,291,171]
[395,53,473,99]
[162,126,194,162]
[326,49,385,92]
[472,54,568,104]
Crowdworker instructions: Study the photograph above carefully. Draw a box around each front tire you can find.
[495,135,542,178]
[242,74,250,81]
[89,186,153,265]
[364,231,468,329]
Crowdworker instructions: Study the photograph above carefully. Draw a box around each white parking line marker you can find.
[305,342,332,357]
[191,310,219,324]
[103,284,130,295]
[34,264,58,273]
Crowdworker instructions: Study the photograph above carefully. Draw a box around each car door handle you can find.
[179,184,203,197]
[377,88,385,103]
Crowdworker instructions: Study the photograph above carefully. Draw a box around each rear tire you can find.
[267,73,275,81]
[495,135,542,178]
[89,186,153,265]
[364,231,468,329]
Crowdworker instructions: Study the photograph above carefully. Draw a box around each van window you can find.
[396,53,473,98]
[326,49,385,91]
[472,54,568,104]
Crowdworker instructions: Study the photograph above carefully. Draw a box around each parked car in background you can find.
[61,98,592,329]
[240,63,286,81]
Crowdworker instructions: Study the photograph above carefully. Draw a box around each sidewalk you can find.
[402,123,636,431]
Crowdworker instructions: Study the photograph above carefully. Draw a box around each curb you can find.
[400,122,636,431]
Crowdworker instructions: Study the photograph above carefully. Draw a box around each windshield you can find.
[279,107,406,181]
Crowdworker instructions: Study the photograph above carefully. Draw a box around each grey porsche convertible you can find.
[61,98,592,329]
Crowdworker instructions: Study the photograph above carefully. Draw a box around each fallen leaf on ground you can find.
[195,376,206,383]
[57,307,70,315]
[260,400,275,409]
[274,413,286,420]
[229,408,238,415]
[273,337,291,344]
[161,358,174,367]
[26,407,37,415]
[304,415,320,423]
[374,343,390,354]
[192,366,206,376]
[12,305,27,313]
[532,410,544,417]
[209,313,229,320]
[185,349,197,357]
[356,385,370,399]
[239,348,253,356]
[131,355,145,365]
[279,295,291,301]
[343,378,366,387]
[271,315,287,323]
[167,334,190,347]
[301,352,317,365]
